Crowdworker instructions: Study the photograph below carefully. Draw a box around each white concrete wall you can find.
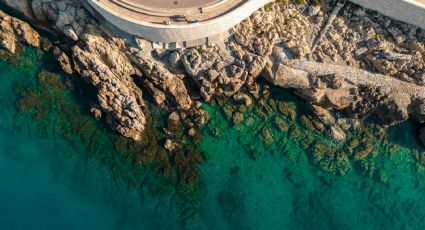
[350,0,425,30]
[87,0,274,43]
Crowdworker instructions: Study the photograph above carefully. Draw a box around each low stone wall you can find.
[87,0,273,44]
[350,0,425,30]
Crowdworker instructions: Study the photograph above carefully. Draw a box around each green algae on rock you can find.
[2,43,425,230]
[199,87,425,229]
[206,85,425,178]
[10,46,205,210]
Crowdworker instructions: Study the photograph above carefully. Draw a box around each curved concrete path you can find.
[88,0,273,45]
[125,0,220,9]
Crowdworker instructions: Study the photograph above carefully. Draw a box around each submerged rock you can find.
[328,125,346,141]
[232,112,245,125]
[420,128,425,147]
[265,59,425,126]
[164,139,178,152]
[1,0,423,145]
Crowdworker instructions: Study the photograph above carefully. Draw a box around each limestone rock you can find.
[90,106,102,120]
[376,92,411,126]
[133,57,193,110]
[53,47,73,74]
[0,0,35,20]
[328,125,346,141]
[164,139,178,152]
[263,63,310,89]
[219,65,248,96]
[310,105,336,126]
[71,32,146,140]
[0,10,39,53]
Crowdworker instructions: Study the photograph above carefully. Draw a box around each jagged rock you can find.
[53,47,73,74]
[321,88,357,109]
[245,54,267,77]
[0,10,39,53]
[190,108,209,127]
[264,62,358,110]
[376,92,411,125]
[13,0,89,41]
[219,65,248,96]
[71,31,146,141]
[328,125,346,141]
[278,59,425,124]
[0,0,35,20]
[181,49,221,77]
[168,51,181,71]
[234,9,282,56]
[144,80,167,106]
[167,111,180,131]
[1,0,425,145]
[308,5,321,16]
[200,80,215,102]
[41,37,53,51]
[132,57,193,110]
[310,105,336,125]
[164,139,178,152]
[234,93,253,107]
[263,62,310,89]
[188,128,196,137]
[410,100,425,123]
[90,106,102,120]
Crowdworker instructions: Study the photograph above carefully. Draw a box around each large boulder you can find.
[0,10,39,54]
[0,0,35,20]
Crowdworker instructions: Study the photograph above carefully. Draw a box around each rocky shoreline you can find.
[0,0,425,148]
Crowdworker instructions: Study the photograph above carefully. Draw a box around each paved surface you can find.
[350,0,425,30]
[88,0,273,44]
[89,0,425,46]
[287,59,425,99]
[105,0,244,24]
[126,0,219,8]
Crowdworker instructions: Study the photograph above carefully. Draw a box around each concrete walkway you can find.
[88,0,273,45]
[350,0,425,30]
[125,0,220,9]
[88,0,425,48]
[287,59,425,99]
[103,0,245,24]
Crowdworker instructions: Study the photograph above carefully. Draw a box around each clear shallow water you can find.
[1,48,425,230]
[0,56,125,229]
[199,103,425,230]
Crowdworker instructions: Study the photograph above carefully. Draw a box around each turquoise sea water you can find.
[1,47,425,230]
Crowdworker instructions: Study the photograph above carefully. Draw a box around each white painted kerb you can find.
[87,0,273,43]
